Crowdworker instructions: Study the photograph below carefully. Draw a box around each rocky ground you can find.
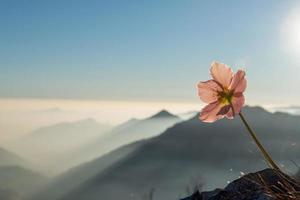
[182,168,300,200]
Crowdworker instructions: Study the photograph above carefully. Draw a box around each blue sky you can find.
[1,0,300,105]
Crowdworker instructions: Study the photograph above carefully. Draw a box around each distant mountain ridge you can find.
[27,118,111,139]
[53,106,300,200]
[31,141,145,200]
[0,188,22,200]
[31,110,181,200]
[11,118,112,175]
[68,110,181,166]
[148,109,179,119]
[0,165,48,198]
[0,147,46,199]
[0,147,26,167]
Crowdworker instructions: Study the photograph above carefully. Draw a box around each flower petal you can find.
[229,70,247,93]
[226,94,245,119]
[200,101,225,123]
[210,61,233,88]
[217,105,231,115]
[197,80,222,103]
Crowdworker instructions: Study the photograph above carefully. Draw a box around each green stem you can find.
[239,112,280,171]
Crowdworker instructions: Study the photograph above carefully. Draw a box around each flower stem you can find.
[238,112,280,171]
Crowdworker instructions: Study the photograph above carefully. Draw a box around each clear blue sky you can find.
[1,0,300,104]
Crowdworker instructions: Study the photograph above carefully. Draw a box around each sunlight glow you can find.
[280,7,300,58]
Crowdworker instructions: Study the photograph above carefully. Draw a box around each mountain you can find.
[0,147,45,198]
[0,166,48,199]
[70,110,181,165]
[0,147,27,167]
[31,141,145,200]
[54,106,300,200]
[148,109,179,119]
[0,188,22,200]
[30,110,180,200]
[272,105,300,115]
[25,118,112,149]
[11,118,112,175]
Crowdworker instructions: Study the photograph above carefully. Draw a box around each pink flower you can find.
[197,61,247,123]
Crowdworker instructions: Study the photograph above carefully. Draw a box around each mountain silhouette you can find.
[148,109,179,119]
[0,147,47,199]
[51,106,300,200]
[0,166,48,199]
[31,110,180,200]
[66,110,181,167]
[11,118,112,175]
[31,141,145,200]
[0,187,22,200]
[0,147,27,167]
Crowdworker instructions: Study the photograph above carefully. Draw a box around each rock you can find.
[181,168,300,200]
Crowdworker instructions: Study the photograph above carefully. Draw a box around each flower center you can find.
[218,88,233,105]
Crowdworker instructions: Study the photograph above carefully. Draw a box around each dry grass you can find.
[244,169,300,200]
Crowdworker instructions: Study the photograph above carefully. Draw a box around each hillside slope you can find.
[59,106,300,200]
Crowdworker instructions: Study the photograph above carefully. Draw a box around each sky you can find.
[1,0,300,105]
[1,1,300,180]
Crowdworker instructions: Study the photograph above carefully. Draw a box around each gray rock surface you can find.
[182,168,300,200]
